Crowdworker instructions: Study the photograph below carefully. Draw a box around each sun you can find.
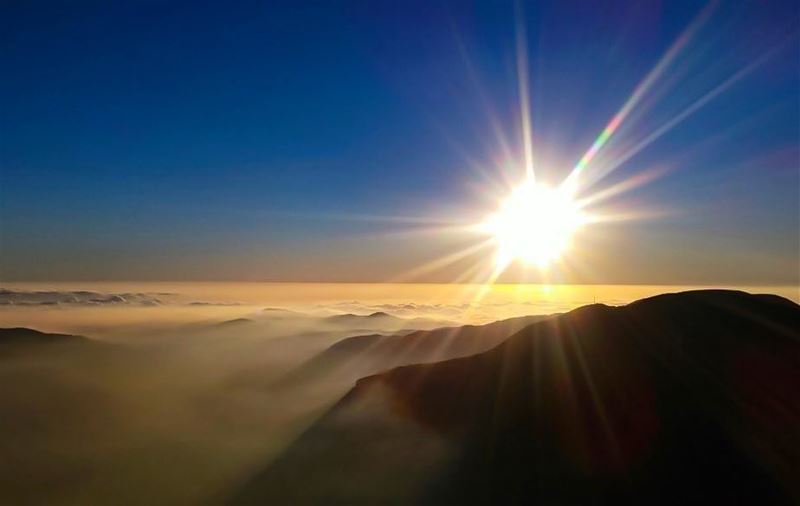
[481,179,586,269]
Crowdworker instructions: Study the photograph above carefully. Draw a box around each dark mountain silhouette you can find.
[274,314,553,389]
[232,290,800,505]
[324,311,401,325]
[0,327,103,355]
[211,318,255,328]
[259,307,309,318]
[327,310,393,320]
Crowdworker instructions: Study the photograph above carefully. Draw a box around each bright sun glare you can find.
[481,179,586,269]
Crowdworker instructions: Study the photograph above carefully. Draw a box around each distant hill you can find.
[275,314,553,388]
[324,311,395,323]
[323,311,451,332]
[190,309,450,344]
[232,290,800,505]
[210,318,255,329]
[0,327,100,354]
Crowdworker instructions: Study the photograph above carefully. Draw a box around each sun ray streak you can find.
[515,1,535,182]
[575,165,671,208]
[565,1,717,191]
[464,259,508,319]
[261,210,463,227]
[389,240,493,282]
[449,258,493,286]
[580,45,785,189]
[452,29,516,164]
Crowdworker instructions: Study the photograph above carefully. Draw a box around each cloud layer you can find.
[0,289,245,307]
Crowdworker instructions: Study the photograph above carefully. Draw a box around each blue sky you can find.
[1,0,798,283]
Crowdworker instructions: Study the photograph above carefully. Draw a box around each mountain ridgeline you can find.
[272,314,554,389]
[232,290,800,505]
[0,327,109,357]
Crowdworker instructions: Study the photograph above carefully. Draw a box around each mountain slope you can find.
[0,327,104,356]
[275,314,553,388]
[232,290,800,505]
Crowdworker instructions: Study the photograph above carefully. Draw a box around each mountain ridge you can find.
[232,290,800,505]
[272,313,554,389]
[0,327,94,348]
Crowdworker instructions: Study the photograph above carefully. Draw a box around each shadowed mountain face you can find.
[0,327,106,356]
[273,314,553,390]
[232,290,800,505]
[0,327,84,345]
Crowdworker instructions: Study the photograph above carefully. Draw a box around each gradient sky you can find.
[1,0,798,284]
